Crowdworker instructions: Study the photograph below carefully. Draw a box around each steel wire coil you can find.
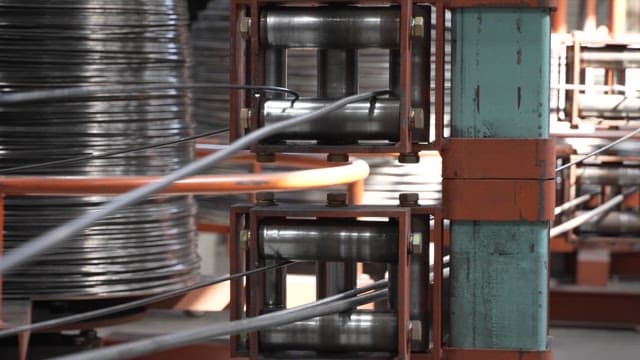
[0,0,199,299]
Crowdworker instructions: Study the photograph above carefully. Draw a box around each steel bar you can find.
[578,94,640,118]
[578,167,640,186]
[265,48,287,99]
[550,187,638,238]
[259,312,397,353]
[259,218,398,262]
[262,99,400,142]
[554,192,599,216]
[576,210,640,234]
[259,7,400,49]
[53,289,389,360]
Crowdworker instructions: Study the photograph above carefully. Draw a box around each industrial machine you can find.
[0,0,572,359]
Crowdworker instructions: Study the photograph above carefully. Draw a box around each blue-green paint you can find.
[449,8,550,350]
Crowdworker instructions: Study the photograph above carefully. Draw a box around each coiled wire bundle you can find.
[0,0,199,298]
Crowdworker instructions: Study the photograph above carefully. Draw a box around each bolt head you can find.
[409,232,423,254]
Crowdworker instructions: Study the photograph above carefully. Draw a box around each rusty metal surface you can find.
[551,285,640,326]
[442,138,555,179]
[444,179,555,221]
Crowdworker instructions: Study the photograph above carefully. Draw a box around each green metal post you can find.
[449,8,550,350]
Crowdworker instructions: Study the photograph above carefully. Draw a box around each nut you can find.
[399,193,419,207]
[327,192,348,207]
[327,153,349,163]
[240,17,252,40]
[255,192,276,206]
[411,17,425,38]
[239,229,250,250]
[409,232,423,254]
[398,153,419,164]
[408,320,423,342]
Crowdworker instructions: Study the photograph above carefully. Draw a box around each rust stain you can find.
[517,48,522,64]
[474,85,480,113]
[517,86,522,111]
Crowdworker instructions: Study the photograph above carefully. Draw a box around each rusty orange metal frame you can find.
[444,348,552,360]
[445,0,556,8]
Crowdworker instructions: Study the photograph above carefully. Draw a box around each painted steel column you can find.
[449,8,550,350]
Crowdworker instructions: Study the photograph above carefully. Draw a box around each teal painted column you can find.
[449,8,550,350]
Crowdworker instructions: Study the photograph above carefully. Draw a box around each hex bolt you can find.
[399,193,419,207]
[409,232,423,254]
[239,108,251,129]
[240,17,252,40]
[327,153,349,163]
[327,192,348,207]
[410,107,425,129]
[398,153,419,164]
[239,229,250,250]
[409,320,423,342]
[411,17,425,38]
[256,152,276,163]
[256,192,276,206]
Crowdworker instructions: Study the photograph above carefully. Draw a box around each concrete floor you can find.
[551,327,640,360]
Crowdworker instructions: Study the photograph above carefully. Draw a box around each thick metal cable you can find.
[0,89,390,275]
[0,261,293,338]
[52,288,389,360]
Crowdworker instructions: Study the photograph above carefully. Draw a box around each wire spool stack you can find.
[0,0,199,298]
[191,0,230,133]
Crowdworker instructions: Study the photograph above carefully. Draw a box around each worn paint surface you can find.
[449,8,550,350]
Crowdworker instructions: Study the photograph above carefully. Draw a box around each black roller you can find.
[0,0,199,299]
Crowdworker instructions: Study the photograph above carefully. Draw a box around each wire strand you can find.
[556,127,640,172]
[0,261,294,338]
[0,128,229,174]
[0,83,299,105]
[52,288,389,360]
[0,89,390,275]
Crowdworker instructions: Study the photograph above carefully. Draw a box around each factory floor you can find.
[100,310,640,359]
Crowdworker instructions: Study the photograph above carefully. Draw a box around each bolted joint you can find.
[239,229,250,250]
[399,193,419,207]
[411,17,425,38]
[408,232,423,254]
[255,192,276,206]
[239,17,252,40]
[239,107,251,129]
[410,107,425,129]
[326,192,348,207]
[408,320,423,343]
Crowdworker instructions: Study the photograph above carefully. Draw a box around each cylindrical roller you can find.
[581,49,640,69]
[260,7,400,49]
[578,94,640,118]
[578,167,640,185]
[317,49,358,98]
[389,49,401,97]
[261,99,400,142]
[259,312,397,353]
[259,219,398,262]
[317,261,357,298]
[264,259,286,310]
[577,211,640,235]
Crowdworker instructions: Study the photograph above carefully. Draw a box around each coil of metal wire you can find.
[0,0,199,299]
